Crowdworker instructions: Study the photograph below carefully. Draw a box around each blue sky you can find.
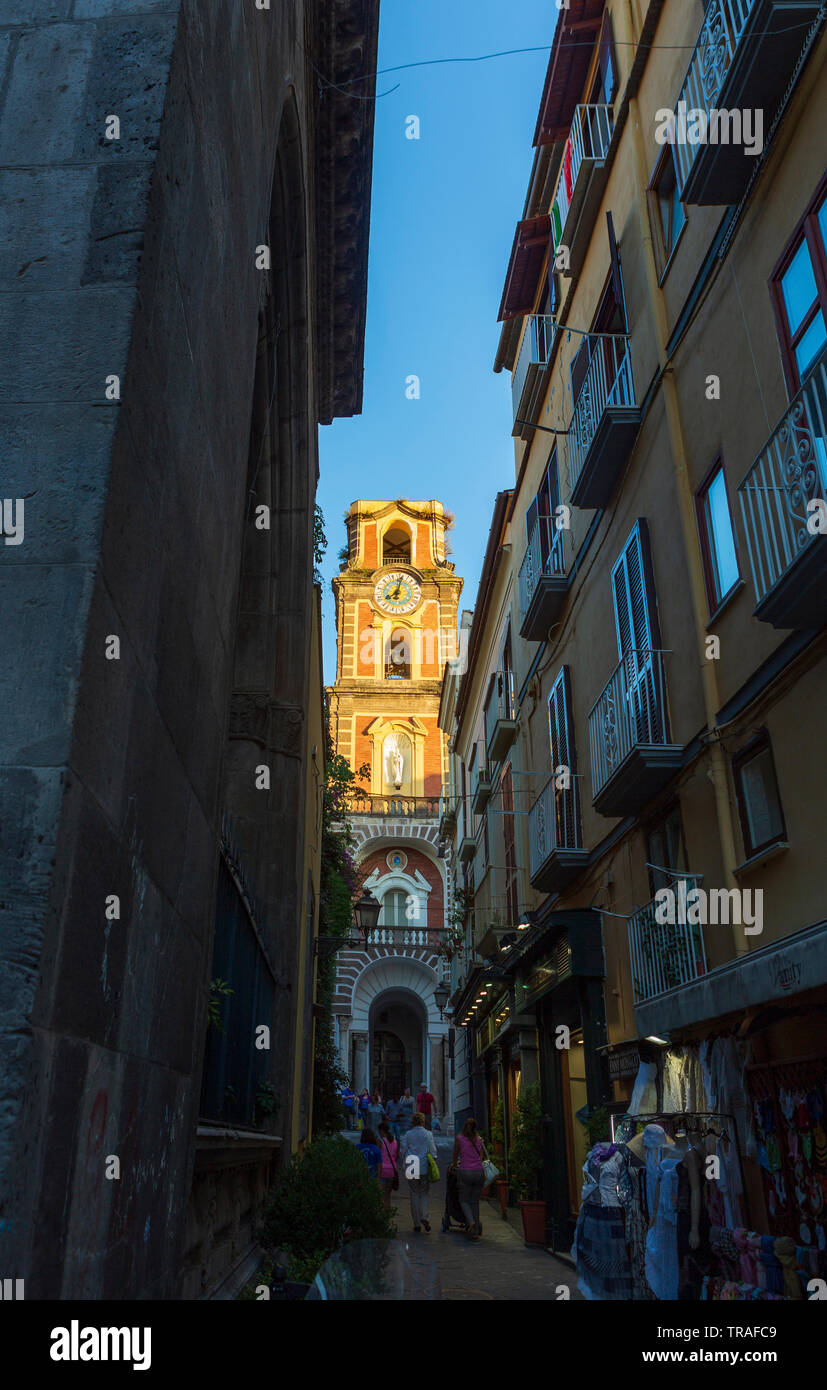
[317,0,554,677]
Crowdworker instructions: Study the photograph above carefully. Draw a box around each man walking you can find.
[417,1081,437,1132]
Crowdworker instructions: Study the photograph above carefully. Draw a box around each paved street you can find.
[345,1132,581,1301]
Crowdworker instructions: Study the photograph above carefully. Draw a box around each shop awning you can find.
[497,215,551,322]
[533,0,606,148]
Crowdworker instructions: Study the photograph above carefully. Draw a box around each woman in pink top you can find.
[452,1117,488,1240]
[377,1121,399,1211]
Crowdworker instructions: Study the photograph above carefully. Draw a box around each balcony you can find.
[485,670,517,764]
[368,927,446,949]
[551,104,614,277]
[568,334,640,509]
[349,793,440,820]
[529,775,589,895]
[439,798,458,839]
[674,0,821,206]
[588,650,682,817]
[471,766,492,815]
[518,515,570,642]
[738,344,827,629]
[512,314,557,440]
[628,877,707,1004]
[458,835,476,866]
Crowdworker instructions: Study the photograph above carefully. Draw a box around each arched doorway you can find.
[369,989,427,1095]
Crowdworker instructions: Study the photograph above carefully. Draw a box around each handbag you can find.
[482,1159,500,1184]
[426,1152,440,1183]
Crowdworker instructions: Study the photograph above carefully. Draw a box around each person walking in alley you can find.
[377,1121,399,1211]
[452,1117,487,1240]
[398,1087,415,1135]
[358,1127,383,1181]
[400,1113,437,1233]
[385,1093,401,1140]
[367,1090,384,1136]
[341,1083,356,1131]
[416,1082,437,1132]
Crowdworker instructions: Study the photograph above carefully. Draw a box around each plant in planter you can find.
[488,1099,508,1218]
[508,1082,546,1245]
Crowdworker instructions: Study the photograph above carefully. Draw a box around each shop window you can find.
[732,733,787,858]
[770,178,827,392]
[650,146,686,271]
[695,459,740,614]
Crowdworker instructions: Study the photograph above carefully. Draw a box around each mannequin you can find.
[626,1124,701,1249]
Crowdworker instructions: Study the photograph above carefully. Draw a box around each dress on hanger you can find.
[645,1146,683,1301]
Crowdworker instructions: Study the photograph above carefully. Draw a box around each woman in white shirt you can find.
[400,1113,437,1233]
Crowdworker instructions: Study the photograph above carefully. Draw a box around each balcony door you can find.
[611,521,663,745]
[526,449,562,575]
[548,666,580,850]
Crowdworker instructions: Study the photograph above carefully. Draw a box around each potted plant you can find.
[508,1082,546,1245]
[488,1099,509,1218]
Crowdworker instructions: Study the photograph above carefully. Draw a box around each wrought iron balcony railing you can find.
[588,649,682,816]
[628,876,707,1004]
[568,333,639,509]
[518,514,569,641]
[674,0,822,205]
[551,105,614,274]
[512,314,557,438]
[528,773,588,894]
[737,342,827,630]
[349,793,440,820]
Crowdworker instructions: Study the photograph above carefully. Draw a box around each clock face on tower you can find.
[374,571,422,615]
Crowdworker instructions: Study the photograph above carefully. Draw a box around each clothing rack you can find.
[612,1109,747,1218]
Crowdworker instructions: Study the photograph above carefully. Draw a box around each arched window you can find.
[382,524,411,563]
[385,627,411,679]
[381,890,408,927]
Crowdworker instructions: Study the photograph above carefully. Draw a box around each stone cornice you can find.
[312,0,381,424]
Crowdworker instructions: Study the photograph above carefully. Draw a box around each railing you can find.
[628,876,707,1003]
[368,927,445,948]
[568,334,635,492]
[673,0,756,194]
[738,344,827,608]
[588,649,672,798]
[518,514,567,622]
[484,669,515,751]
[512,314,557,422]
[384,661,411,680]
[349,793,440,819]
[551,104,614,247]
[528,773,582,879]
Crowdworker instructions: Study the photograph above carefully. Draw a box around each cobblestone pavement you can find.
[345,1131,582,1301]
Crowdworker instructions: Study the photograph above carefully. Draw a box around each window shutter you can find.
[611,520,660,659]
[606,211,627,332]
[526,495,539,543]
[570,335,592,405]
[598,11,618,103]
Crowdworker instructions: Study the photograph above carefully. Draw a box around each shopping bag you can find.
[482,1159,500,1184]
[426,1152,440,1183]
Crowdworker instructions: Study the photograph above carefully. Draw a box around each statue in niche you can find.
[383,733,408,790]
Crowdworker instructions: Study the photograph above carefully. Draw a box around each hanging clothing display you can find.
[571,1143,634,1301]
[747,1058,827,1246]
[645,1144,683,1300]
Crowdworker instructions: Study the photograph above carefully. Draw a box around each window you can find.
[384,627,411,679]
[382,524,411,563]
[771,182,827,391]
[645,802,686,897]
[733,734,786,857]
[591,10,617,107]
[651,147,686,268]
[526,449,563,575]
[548,666,581,850]
[611,520,666,742]
[381,889,408,928]
[696,460,740,612]
[502,764,519,924]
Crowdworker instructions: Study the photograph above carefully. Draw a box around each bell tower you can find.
[327,500,463,1116]
[328,500,463,803]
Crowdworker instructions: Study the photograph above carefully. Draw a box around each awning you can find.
[533,0,606,148]
[497,214,551,322]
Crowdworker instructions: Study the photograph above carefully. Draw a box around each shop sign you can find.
[608,1047,639,1079]
[772,952,802,994]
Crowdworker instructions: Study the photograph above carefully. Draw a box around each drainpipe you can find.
[625,87,744,957]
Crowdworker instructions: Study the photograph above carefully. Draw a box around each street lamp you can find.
[353,887,381,941]
[433,981,450,1018]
